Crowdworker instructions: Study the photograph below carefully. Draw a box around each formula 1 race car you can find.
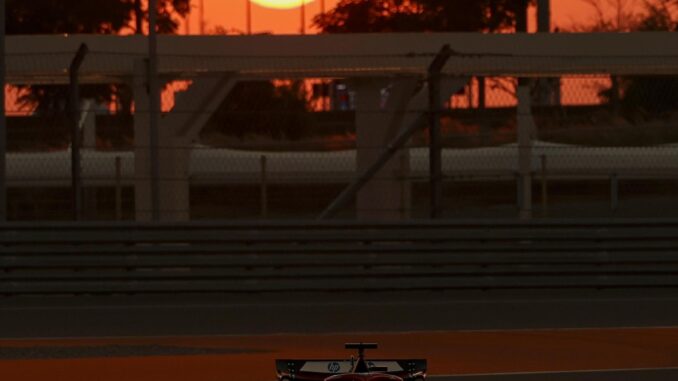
[276,343,427,381]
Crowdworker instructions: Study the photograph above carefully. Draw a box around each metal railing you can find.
[2,219,678,296]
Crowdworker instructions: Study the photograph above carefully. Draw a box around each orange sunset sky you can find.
[185,0,629,35]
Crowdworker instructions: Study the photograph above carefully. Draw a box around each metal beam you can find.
[7,33,678,85]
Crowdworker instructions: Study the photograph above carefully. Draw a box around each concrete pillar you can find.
[350,77,469,221]
[517,85,537,220]
[157,131,191,221]
[157,74,235,221]
[353,77,419,220]
[134,60,236,221]
[81,100,97,150]
[133,132,191,222]
[133,59,154,221]
[169,74,236,141]
[80,100,98,220]
[134,60,190,221]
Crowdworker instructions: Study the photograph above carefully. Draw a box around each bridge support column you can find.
[133,60,235,221]
[517,85,537,219]
[135,60,190,221]
[353,78,419,220]
[133,60,153,221]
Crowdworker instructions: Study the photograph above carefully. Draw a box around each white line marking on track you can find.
[429,367,678,378]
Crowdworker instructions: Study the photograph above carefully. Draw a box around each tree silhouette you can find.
[206,81,312,141]
[7,0,190,35]
[312,0,535,123]
[314,0,534,33]
[593,0,678,121]
[8,0,191,115]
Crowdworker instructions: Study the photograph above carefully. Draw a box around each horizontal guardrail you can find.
[1,220,678,296]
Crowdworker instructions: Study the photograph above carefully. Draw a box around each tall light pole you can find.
[537,0,551,32]
[200,0,205,34]
[0,0,6,221]
[149,0,160,220]
[246,0,252,34]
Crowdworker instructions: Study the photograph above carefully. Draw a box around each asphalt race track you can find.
[2,289,678,380]
[1,330,678,381]
[2,289,678,338]
[432,368,678,381]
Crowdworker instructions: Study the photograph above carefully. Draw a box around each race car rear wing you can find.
[276,359,427,380]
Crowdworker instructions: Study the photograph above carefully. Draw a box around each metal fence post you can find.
[428,45,453,219]
[611,173,619,213]
[149,0,160,221]
[541,154,548,217]
[69,43,89,221]
[515,172,522,211]
[318,114,425,220]
[260,155,268,218]
[517,85,534,220]
[115,156,122,221]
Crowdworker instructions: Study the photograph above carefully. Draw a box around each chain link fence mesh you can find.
[5,49,678,220]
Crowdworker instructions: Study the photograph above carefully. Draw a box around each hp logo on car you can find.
[328,362,341,373]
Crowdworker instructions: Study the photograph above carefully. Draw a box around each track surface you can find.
[432,368,678,380]
[3,290,678,338]
[1,329,678,381]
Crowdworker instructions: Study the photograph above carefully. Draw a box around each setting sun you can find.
[251,0,315,10]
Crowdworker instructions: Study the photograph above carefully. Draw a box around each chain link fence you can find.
[433,74,678,218]
[5,46,678,220]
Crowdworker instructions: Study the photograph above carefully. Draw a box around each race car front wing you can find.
[276,359,427,381]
